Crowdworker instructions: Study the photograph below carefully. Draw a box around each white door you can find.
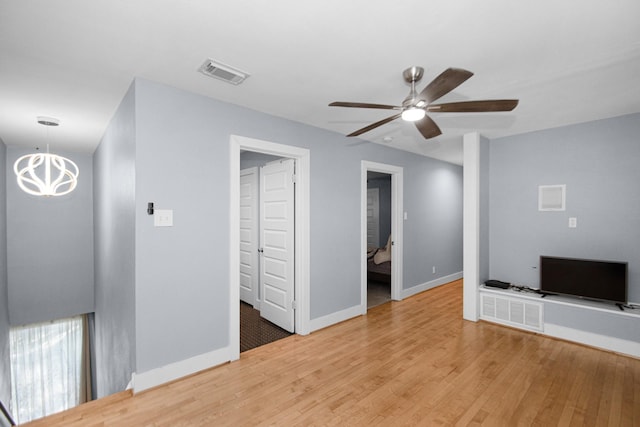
[259,159,295,332]
[239,167,259,306]
[367,188,380,248]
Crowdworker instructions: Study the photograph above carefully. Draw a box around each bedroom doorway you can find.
[361,161,403,312]
[366,173,391,308]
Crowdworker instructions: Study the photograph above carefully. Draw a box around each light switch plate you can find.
[568,217,577,228]
[154,209,173,227]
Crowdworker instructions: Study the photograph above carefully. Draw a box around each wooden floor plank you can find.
[22,279,640,426]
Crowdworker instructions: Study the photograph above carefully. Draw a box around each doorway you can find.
[239,154,295,351]
[361,161,403,312]
[366,173,391,308]
[230,135,311,361]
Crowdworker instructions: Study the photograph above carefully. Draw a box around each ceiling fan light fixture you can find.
[329,66,518,139]
[401,107,425,122]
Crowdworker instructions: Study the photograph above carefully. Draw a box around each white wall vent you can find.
[539,184,566,211]
[481,293,543,332]
[198,59,250,85]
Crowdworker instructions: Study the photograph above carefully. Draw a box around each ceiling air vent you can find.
[198,59,250,85]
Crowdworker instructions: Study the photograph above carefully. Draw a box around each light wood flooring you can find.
[24,280,640,426]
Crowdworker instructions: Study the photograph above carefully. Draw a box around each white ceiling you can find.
[1,0,639,165]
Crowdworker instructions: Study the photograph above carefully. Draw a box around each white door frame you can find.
[230,135,311,360]
[361,161,404,311]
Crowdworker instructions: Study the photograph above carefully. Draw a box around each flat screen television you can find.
[540,256,628,304]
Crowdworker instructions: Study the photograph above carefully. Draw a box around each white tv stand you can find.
[478,285,640,358]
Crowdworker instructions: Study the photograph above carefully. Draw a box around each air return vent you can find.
[480,293,543,332]
[198,59,250,85]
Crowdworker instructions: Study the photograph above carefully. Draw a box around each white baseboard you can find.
[544,323,640,358]
[309,304,363,333]
[400,271,463,299]
[125,374,134,390]
[133,346,233,393]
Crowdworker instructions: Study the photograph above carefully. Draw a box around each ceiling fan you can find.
[329,66,519,140]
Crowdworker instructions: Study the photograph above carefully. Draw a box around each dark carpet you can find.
[240,301,292,352]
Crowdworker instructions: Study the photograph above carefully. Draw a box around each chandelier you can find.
[13,117,79,197]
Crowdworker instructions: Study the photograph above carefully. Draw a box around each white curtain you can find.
[10,315,83,424]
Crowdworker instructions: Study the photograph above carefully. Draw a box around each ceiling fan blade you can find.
[419,68,474,104]
[427,99,519,113]
[414,115,442,139]
[329,101,400,110]
[347,113,402,137]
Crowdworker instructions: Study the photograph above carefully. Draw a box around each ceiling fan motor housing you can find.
[402,66,424,83]
[402,67,424,109]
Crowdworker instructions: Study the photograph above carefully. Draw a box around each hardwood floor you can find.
[24,280,640,426]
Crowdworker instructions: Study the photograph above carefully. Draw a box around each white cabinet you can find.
[478,286,640,358]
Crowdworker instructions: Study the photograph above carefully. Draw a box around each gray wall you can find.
[6,146,94,326]
[129,78,463,374]
[489,113,640,303]
[402,158,463,289]
[133,79,231,373]
[0,139,11,409]
[93,83,137,397]
[367,174,391,248]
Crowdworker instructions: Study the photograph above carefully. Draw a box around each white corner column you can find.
[463,132,480,321]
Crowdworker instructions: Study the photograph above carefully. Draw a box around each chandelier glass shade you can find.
[14,151,79,197]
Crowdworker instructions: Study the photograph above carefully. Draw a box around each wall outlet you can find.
[568,217,577,228]
[432,266,436,274]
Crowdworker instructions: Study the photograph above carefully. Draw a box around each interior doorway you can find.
[239,154,295,351]
[361,161,403,312]
[366,172,392,308]
[230,135,311,361]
